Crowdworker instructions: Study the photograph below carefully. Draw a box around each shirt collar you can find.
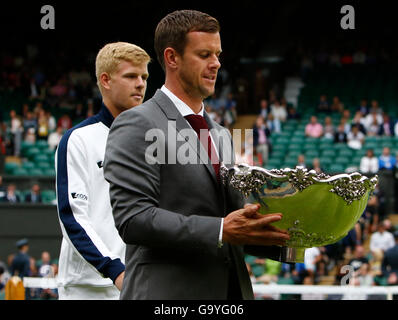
[161,85,204,117]
[98,102,115,128]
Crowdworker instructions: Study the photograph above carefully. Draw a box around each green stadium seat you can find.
[22,161,35,171]
[335,156,350,165]
[339,149,354,158]
[41,190,56,204]
[33,154,49,164]
[305,150,320,158]
[5,162,20,174]
[36,140,49,150]
[37,162,51,170]
[13,168,28,176]
[321,149,337,158]
[43,168,56,176]
[29,168,44,176]
[328,164,345,174]
[25,147,41,160]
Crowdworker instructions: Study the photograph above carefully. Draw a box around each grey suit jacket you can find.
[104,90,254,299]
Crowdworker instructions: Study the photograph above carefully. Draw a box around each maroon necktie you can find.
[184,114,220,181]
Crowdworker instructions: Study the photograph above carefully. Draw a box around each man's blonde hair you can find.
[95,42,150,93]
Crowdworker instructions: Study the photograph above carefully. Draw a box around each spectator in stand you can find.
[323,116,335,139]
[360,149,379,175]
[287,105,300,120]
[57,114,72,132]
[347,124,365,150]
[23,111,37,136]
[357,99,369,116]
[271,99,287,123]
[379,113,393,136]
[364,102,383,132]
[382,231,398,285]
[25,183,42,203]
[378,147,396,171]
[367,114,382,136]
[297,154,306,167]
[0,175,5,201]
[351,111,367,135]
[9,110,23,157]
[334,124,348,143]
[48,126,63,151]
[253,116,271,167]
[304,246,321,279]
[265,113,281,133]
[348,245,369,272]
[258,99,269,120]
[37,109,49,141]
[309,158,324,174]
[370,221,395,254]
[316,94,330,113]
[46,110,57,133]
[331,96,344,113]
[4,184,21,203]
[305,116,323,138]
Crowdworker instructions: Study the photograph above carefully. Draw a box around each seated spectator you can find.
[316,94,330,113]
[323,116,335,139]
[357,98,369,116]
[4,184,20,203]
[37,109,49,141]
[271,100,287,123]
[25,184,42,203]
[309,158,324,174]
[347,125,365,150]
[305,116,323,138]
[9,110,23,157]
[348,245,369,272]
[258,99,269,120]
[334,124,348,143]
[370,221,395,255]
[23,111,37,136]
[287,106,301,120]
[381,231,398,284]
[0,175,6,201]
[57,114,72,132]
[331,96,344,113]
[360,149,379,174]
[364,104,383,132]
[379,113,393,136]
[265,113,281,133]
[253,116,271,166]
[351,111,367,135]
[47,126,64,151]
[379,147,396,171]
[367,115,381,136]
[297,154,306,167]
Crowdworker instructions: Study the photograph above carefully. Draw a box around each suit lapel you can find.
[152,90,218,186]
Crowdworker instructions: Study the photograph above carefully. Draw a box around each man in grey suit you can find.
[104,9,290,300]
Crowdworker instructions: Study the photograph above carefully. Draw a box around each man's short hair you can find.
[95,42,150,94]
[154,10,220,71]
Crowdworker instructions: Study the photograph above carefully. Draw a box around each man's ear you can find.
[99,72,111,90]
[164,47,179,70]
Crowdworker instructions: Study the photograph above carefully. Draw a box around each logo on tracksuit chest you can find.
[71,193,88,201]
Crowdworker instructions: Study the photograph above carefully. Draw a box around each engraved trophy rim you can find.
[221,163,379,263]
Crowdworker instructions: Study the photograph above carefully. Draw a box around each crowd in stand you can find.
[0,239,58,300]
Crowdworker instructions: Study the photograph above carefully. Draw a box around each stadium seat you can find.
[328,164,345,174]
[29,168,44,176]
[13,168,28,176]
[5,162,19,174]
